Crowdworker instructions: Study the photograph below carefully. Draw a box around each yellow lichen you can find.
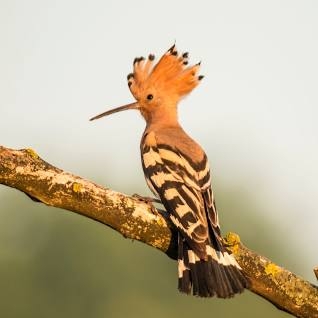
[156,216,166,227]
[72,182,82,193]
[265,263,281,276]
[224,232,241,254]
[26,148,38,159]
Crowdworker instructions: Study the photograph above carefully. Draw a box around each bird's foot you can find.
[132,193,162,215]
[132,193,161,204]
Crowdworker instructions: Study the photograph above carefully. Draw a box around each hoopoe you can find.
[90,45,250,298]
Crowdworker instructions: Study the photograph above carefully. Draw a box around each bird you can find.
[90,45,250,298]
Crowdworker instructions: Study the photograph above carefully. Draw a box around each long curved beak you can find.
[89,102,139,121]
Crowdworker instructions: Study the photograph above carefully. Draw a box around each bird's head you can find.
[90,45,203,124]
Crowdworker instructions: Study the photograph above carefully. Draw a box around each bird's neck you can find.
[144,104,180,129]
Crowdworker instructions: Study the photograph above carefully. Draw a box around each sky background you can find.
[0,1,317,317]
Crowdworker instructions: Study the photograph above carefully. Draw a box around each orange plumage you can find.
[128,44,203,104]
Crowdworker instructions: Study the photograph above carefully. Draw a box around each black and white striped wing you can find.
[141,143,217,258]
[141,140,249,297]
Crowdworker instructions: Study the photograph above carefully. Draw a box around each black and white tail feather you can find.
[141,135,250,298]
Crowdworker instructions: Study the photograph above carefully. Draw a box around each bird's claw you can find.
[132,193,161,204]
[132,193,162,215]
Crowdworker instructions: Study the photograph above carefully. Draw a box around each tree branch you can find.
[0,145,317,318]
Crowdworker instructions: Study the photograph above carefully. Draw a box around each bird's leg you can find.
[132,193,162,204]
[132,193,163,215]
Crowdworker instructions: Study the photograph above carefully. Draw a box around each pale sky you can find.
[1,0,318,283]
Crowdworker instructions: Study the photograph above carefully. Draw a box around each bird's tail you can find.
[177,234,249,298]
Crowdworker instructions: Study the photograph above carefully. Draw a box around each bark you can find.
[0,145,317,318]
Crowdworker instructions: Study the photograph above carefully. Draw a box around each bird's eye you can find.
[147,94,153,100]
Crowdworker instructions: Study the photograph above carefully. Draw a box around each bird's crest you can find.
[127,44,204,101]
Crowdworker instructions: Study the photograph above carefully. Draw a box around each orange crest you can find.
[127,45,204,101]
